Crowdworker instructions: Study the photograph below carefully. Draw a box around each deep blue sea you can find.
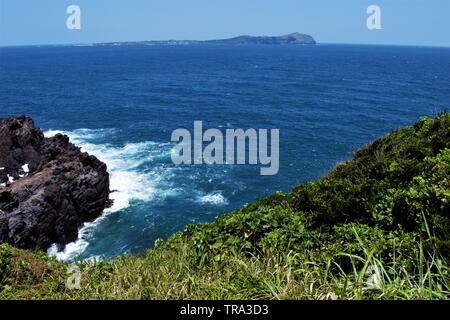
[1,44,449,260]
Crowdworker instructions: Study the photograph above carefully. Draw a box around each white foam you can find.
[47,241,88,262]
[44,129,171,214]
[47,218,101,261]
[7,175,14,183]
[22,164,29,173]
[107,170,155,212]
[44,128,175,260]
[197,192,229,205]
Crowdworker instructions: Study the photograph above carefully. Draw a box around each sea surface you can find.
[1,44,449,261]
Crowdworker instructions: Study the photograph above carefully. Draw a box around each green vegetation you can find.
[1,113,449,300]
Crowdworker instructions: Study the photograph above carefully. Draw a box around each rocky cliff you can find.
[0,116,110,251]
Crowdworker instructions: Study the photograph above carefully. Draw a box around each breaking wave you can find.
[45,128,174,260]
[196,192,229,205]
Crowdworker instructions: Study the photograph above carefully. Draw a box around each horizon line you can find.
[1,33,449,49]
[1,41,450,49]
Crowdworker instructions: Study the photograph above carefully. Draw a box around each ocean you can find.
[1,44,449,261]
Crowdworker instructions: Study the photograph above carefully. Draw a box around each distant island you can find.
[87,32,316,46]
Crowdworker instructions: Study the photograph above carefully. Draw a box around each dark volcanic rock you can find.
[0,116,110,251]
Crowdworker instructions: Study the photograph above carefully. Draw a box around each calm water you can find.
[1,44,449,260]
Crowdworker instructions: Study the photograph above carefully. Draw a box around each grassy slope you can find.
[1,113,449,300]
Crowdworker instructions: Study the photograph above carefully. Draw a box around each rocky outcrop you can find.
[0,116,111,251]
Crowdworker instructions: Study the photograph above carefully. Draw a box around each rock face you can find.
[0,116,110,251]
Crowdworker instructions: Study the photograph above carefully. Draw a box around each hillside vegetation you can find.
[1,113,449,300]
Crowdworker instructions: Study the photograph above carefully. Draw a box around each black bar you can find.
[1,300,448,318]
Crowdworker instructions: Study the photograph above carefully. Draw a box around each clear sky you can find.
[1,0,449,47]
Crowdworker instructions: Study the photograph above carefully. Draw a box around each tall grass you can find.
[1,226,449,300]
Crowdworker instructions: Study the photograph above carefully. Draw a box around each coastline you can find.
[1,112,449,299]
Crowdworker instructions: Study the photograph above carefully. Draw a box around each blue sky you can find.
[1,0,449,46]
